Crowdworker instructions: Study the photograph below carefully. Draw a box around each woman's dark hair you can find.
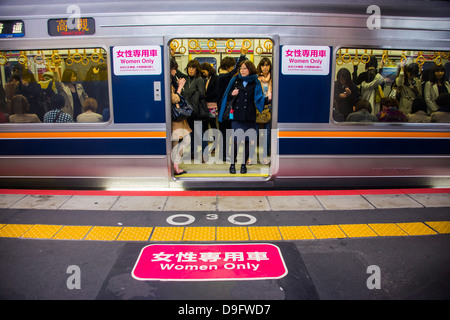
[336,68,352,86]
[22,71,37,83]
[170,58,178,71]
[185,59,202,78]
[408,63,420,78]
[429,64,446,84]
[235,60,257,76]
[365,55,378,70]
[50,94,66,110]
[355,99,372,113]
[219,57,236,71]
[61,68,77,83]
[200,62,216,76]
[257,57,272,75]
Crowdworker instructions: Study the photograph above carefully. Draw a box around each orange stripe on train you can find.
[278,131,450,138]
[0,131,166,139]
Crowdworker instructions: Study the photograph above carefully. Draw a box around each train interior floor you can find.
[176,143,271,177]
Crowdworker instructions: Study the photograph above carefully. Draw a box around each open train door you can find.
[165,37,279,188]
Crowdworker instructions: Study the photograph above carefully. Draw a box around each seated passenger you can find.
[376,98,407,122]
[346,99,378,122]
[9,95,41,123]
[332,99,345,122]
[431,93,450,123]
[43,94,74,123]
[102,108,110,122]
[76,97,103,122]
[407,97,430,123]
[0,111,8,123]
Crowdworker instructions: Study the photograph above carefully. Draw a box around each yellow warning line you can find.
[0,221,448,242]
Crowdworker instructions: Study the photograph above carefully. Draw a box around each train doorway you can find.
[168,38,275,180]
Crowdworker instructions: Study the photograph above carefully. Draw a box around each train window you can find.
[0,48,109,123]
[169,38,274,177]
[334,48,450,123]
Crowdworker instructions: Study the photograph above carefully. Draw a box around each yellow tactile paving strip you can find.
[0,221,448,242]
[278,226,315,240]
[150,227,184,241]
[339,224,379,238]
[84,226,123,241]
[368,223,408,237]
[309,225,347,239]
[116,227,154,241]
[216,227,249,241]
[22,224,63,239]
[423,221,450,234]
[53,226,92,240]
[248,226,283,241]
[183,227,216,241]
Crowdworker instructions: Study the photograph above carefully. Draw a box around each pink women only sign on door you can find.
[132,244,288,281]
[282,45,330,75]
[112,45,161,76]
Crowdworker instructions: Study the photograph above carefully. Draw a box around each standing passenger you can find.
[424,65,450,114]
[217,46,248,162]
[84,64,109,116]
[201,62,218,129]
[355,56,385,115]
[201,62,219,159]
[50,63,88,119]
[395,62,422,114]
[218,60,267,174]
[15,72,44,121]
[334,68,360,120]
[256,57,273,165]
[171,77,191,175]
[183,59,207,161]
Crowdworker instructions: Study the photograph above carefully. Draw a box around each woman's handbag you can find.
[222,96,237,121]
[172,95,193,121]
[207,102,218,118]
[256,104,271,124]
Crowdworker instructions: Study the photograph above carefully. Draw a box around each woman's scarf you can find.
[218,73,265,122]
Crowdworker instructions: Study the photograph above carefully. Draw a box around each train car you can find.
[0,0,449,190]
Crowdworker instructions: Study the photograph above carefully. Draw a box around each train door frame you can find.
[164,36,279,186]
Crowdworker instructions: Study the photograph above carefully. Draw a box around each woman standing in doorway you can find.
[218,60,268,174]
[256,57,273,165]
[183,59,207,161]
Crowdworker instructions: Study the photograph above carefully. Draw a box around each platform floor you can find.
[0,188,449,301]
